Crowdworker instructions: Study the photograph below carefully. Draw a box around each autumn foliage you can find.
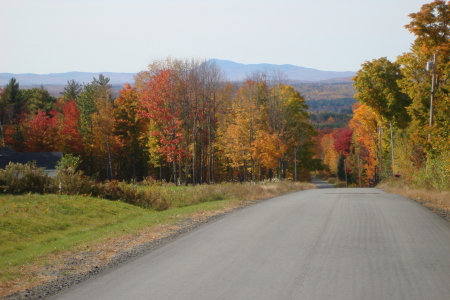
[317,1,450,189]
[0,58,318,184]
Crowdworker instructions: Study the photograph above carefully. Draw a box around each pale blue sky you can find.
[1,0,428,74]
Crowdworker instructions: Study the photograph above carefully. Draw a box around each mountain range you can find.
[211,59,355,82]
[0,60,355,86]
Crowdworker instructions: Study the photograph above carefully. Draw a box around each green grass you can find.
[0,194,237,280]
[0,181,315,285]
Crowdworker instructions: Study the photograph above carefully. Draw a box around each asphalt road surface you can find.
[51,184,450,300]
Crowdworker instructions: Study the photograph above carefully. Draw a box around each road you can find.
[51,185,450,300]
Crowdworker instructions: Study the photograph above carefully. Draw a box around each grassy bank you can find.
[0,180,314,296]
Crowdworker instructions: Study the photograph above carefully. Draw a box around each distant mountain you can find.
[0,60,355,86]
[0,72,135,86]
[209,59,356,82]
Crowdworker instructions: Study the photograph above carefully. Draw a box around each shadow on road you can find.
[311,177,335,189]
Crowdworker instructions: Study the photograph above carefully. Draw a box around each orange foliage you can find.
[252,131,286,169]
[321,133,339,174]
[349,103,378,185]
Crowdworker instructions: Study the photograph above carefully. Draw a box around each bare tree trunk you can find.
[106,135,113,180]
[132,155,136,181]
[243,160,247,182]
[200,128,204,184]
[173,160,178,186]
[193,125,197,185]
[251,159,255,182]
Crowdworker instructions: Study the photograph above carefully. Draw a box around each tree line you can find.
[319,0,450,189]
[0,58,318,184]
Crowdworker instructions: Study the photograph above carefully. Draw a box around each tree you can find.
[321,133,339,175]
[353,57,411,128]
[138,69,186,184]
[348,103,378,186]
[114,83,148,180]
[332,128,353,183]
[0,78,23,125]
[405,0,450,54]
[333,128,353,156]
[62,79,83,101]
[76,74,114,178]
[267,84,311,179]
[22,85,55,114]
[23,109,60,152]
[60,100,83,155]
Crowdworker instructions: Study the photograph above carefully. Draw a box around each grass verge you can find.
[0,180,315,297]
[378,180,450,222]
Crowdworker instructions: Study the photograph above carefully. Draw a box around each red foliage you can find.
[24,110,60,152]
[61,100,83,154]
[138,69,186,162]
[332,127,353,156]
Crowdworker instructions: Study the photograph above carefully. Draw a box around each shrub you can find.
[415,157,450,191]
[56,154,81,175]
[0,162,53,194]
[53,171,100,196]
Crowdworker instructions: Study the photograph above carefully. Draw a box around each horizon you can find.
[0,59,356,86]
[0,59,357,76]
[1,0,427,74]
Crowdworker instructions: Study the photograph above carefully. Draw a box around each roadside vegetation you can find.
[316,1,450,195]
[377,178,450,222]
[0,172,314,297]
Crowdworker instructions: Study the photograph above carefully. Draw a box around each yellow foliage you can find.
[320,133,339,174]
[252,131,286,169]
[349,103,378,184]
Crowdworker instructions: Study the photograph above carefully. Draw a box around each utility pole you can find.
[427,51,438,129]
[390,122,394,176]
[378,126,383,180]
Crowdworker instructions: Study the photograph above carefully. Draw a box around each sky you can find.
[0,0,429,74]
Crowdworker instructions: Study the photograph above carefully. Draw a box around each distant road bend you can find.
[51,180,450,300]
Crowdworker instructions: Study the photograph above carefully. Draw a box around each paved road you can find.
[51,187,450,300]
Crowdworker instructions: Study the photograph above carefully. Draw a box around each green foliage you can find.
[414,157,450,191]
[343,1,450,192]
[306,98,356,113]
[292,82,355,101]
[62,79,82,101]
[0,78,23,125]
[309,111,352,129]
[353,57,411,128]
[56,153,81,175]
[21,85,56,114]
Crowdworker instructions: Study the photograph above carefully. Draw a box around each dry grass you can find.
[378,181,450,222]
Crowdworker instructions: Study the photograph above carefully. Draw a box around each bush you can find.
[0,162,53,194]
[53,171,100,196]
[415,157,450,191]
